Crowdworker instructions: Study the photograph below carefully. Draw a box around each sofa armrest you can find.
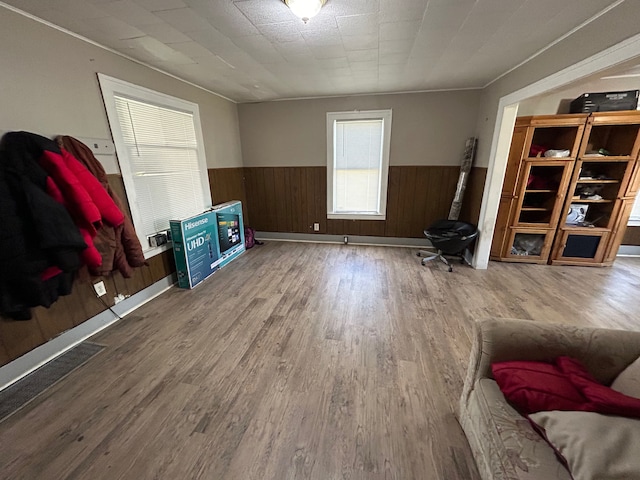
[460,318,640,411]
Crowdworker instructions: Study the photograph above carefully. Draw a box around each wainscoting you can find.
[0,175,177,368]
[623,226,640,246]
[208,167,250,224]
[244,166,488,238]
[0,165,485,368]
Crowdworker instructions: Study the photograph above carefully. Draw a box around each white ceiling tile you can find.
[349,60,378,71]
[120,36,195,63]
[138,22,191,43]
[97,0,163,26]
[153,7,211,32]
[294,13,338,33]
[133,0,186,12]
[379,0,428,22]
[341,34,378,51]
[336,13,379,36]
[233,0,293,26]
[323,0,380,17]
[309,45,347,59]
[183,0,260,37]
[379,52,410,65]
[301,29,342,47]
[329,67,353,76]
[187,28,241,56]
[316,57,349,69]
[231,35,284,64]
[379,20,422,42]
[166,40,214,58]
[257,22,305,43]
[274,40,313,57]
[86,16,145,39]
[379,39,414,55]
[282,54,320,66]
[48,0,108,19]
[347,49,379,62]
[2,0,628,101]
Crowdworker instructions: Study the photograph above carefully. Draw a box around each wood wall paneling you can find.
[622,226,640,246]
[107,174,134,220]
[0,337,10,365]
[0,317,46,361]
[208,168,250,225]
[460,167,488,226]
[0,176,176,367]
[243,166,486,238]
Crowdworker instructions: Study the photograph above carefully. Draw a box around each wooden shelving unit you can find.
[490,114,587,264]
[550,111,640,266]
[491,111,640,267]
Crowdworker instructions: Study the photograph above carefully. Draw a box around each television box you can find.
[170,211,219,289]
[569,90,639,113]
[212,200,245,269]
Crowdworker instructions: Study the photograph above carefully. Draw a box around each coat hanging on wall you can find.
[0,131,126,320]
[56,136,146,278]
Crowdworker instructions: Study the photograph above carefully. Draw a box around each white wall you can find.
[0,7,243,171]
[238,90,481,167]
[518,77,640,116]
[474,1,640,169]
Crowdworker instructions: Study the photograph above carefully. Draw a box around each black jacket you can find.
[0,132,87,320]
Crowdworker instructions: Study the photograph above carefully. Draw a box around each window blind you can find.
[333,119,384,214]
[113,95,208,243]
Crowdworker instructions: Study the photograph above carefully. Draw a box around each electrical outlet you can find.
[77,137,115,156]
[313,223,320,231]
[93,281,107,297]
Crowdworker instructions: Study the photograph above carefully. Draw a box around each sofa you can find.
[457,318,640,480]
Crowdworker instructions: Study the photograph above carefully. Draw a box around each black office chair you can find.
[417,220,479,272]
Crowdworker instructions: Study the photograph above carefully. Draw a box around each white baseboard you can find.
[617,245,640,256]
[0,274,176,391]
[256,231,432,248]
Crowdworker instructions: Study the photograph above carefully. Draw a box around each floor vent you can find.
[0,342,105,423]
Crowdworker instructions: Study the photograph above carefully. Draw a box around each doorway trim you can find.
[473,32,640,269]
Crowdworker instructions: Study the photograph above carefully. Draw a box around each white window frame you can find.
[326,109,392,220]
[629,194,640,226]
[98,73,212,258]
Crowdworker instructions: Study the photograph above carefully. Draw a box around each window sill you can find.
[143,242,172,259]
[327,213,386,221]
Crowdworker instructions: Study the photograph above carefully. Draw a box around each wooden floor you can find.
[2,242,640,480]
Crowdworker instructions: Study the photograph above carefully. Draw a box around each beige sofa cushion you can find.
[529,411,640,480]
[468,379,572,480]
[611,355,640,399]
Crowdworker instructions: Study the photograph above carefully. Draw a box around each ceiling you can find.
[2,0,625,102]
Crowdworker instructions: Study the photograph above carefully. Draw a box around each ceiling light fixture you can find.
[284,0,326,24]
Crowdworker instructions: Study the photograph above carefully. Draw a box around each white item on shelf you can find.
[544,149,570,158]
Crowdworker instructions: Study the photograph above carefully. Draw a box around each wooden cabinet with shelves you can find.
[490,114,588,262]
[550,111,640,266]
[492,111,640,267]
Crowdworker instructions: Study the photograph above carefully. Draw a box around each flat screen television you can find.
[217,212,241,255]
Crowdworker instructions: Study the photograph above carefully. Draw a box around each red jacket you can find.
[57,136,146,277]
[38,145,125,270]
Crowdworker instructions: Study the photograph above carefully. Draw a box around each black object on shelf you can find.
[569,91,639,114]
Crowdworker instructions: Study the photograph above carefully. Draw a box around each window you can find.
[98,74,211,258]
[630,194,640,227]
[326,110,392,220]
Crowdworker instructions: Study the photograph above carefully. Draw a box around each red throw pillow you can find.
[556,356,640,419]
[492,360,591,414]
